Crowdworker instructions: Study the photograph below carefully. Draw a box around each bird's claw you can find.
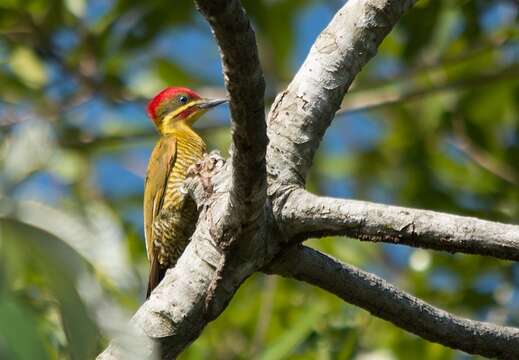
[187,151,224,177]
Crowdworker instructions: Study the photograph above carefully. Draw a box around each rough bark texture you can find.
[195,0,267,219]
[99,156,231,360]
[97,0,519,359]
[192,2,269,315]
[281,189,519,261]
[266,0,416,197]
[270,246,519,360]
[98,155,277,360]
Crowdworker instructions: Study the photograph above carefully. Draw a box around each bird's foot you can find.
[186,151,225,194]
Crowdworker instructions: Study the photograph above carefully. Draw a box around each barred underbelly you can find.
[153,198,198,267]
[164,136,205,205]
[153,133,205,267]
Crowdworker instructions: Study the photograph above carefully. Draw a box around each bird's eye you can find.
[179,95,188,104]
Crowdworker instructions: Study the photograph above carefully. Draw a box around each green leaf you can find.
[8,47,48,89]
[0,296,50,360]
[0,218,99,360]
[155,58,197,86]
[259,307,321,360]
[65,0,86,17]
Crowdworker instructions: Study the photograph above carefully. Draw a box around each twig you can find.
[451,116,519,186]
[338,63,519,114]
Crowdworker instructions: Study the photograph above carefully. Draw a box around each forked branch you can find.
[97,0,519,359]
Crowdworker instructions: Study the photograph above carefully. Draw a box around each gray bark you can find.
[97,0,519,359]
[266,0,416,197]
[98,155,278,360]
[281,189,519,261]
[270,246,519,360]
[194,0,267,248]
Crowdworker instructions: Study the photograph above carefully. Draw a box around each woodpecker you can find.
[144,87,226,298]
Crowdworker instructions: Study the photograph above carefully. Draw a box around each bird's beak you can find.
[196,98,228,110]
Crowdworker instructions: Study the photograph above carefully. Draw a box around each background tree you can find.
[0,0,518,359]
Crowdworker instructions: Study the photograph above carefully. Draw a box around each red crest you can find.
[147,87,201,121]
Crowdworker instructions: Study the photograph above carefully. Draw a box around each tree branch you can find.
[266,0,417,196]
[195,0,267,223]
[279,189,519,261]
[351,34,510,89]
[269,246,519,359]
[98,240,221,360]
[451,115,519,186]
[97,152,275,360]
[192,0,271,328]
[97,157,230,360]
[338,63,519,115]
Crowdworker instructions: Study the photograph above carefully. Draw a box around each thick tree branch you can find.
[192,0,270,326]
[97,153,276,360]
[98,240,221,360]
[280,189,519,261]
[195,0,267,223]
[266,0,417,196]
[97,157,230,360]
[270,246,519,359]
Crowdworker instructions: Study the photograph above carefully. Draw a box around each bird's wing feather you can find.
[143,136,176,262]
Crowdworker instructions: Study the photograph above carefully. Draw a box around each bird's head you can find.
[147,87,227,134]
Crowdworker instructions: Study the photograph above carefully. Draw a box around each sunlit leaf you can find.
[0,296,49,360]
[0,218,99,360]
[65,0,85,18]
[259,307,321,360]
[8,47,48,89]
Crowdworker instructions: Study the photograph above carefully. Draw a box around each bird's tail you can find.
[146,257,166,299]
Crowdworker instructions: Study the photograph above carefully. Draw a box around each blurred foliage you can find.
[0,0,518,359]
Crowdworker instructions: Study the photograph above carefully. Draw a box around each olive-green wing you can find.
[143,136,176,262]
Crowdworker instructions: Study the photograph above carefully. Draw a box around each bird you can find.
[144,86,227,298]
